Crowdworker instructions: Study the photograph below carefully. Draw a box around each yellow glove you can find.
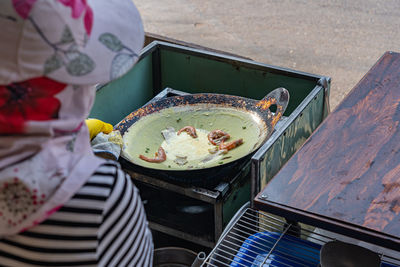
[85,119,113,140]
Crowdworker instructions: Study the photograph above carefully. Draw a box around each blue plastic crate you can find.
[230,232,320,267]
[230,232,399,267]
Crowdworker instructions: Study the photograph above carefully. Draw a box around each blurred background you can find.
[134,0,399,109]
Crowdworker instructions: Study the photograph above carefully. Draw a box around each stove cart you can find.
[90,41,330,248]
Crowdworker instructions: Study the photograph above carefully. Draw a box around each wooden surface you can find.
[255,51,400,247]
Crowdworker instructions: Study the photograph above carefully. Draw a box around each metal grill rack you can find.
[202,205,400,267]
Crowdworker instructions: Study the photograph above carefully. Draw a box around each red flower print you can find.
[12,0,93,35]
[12,0,38,19]
[58,0,93,35]
[0,77,67,134]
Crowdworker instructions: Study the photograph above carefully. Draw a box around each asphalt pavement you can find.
[134,0,400,109]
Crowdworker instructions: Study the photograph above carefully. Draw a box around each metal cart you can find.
[90,41,330,248]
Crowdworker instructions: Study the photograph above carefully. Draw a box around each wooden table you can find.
[254,51,400,251]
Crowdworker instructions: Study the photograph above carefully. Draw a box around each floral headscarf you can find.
[0,0,144,236]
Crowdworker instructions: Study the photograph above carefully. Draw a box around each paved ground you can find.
[134,0,399,109]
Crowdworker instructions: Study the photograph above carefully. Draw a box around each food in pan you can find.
[161,126,211,165]
[139,146,166,163]
[177,126,197,138]
[120,88,289,173]
[122,106,263,170]
[208,129,230,145]
[219,138,243,153]
[138,126,244,165]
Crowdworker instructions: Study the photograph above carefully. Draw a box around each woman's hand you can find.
[85,118,113,140]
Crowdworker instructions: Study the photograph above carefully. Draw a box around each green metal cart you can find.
[89,40,330,248]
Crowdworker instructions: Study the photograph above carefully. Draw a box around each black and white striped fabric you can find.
[0,162,153,267]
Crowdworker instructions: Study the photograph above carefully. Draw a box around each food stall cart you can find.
[89,37,330,252]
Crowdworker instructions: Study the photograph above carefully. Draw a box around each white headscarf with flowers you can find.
[0,0,144,236]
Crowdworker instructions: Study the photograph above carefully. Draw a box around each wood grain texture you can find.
[257,51,400,239]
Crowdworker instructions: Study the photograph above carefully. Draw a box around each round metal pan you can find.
[116,87,289,187]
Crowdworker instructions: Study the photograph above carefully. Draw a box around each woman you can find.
[0,0,153,266]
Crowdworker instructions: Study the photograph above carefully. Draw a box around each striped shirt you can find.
[0,162,153,267]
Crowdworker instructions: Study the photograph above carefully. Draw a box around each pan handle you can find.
[255,87,290,128]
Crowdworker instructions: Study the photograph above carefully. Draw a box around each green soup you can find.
[122,105,266,170]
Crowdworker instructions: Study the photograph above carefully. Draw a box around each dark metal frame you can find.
[254,197,400,252]
[125,154,251,248]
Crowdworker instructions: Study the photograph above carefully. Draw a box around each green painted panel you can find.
[89,55,153,125]
[159,49,317,115]
[259,88,325,190]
